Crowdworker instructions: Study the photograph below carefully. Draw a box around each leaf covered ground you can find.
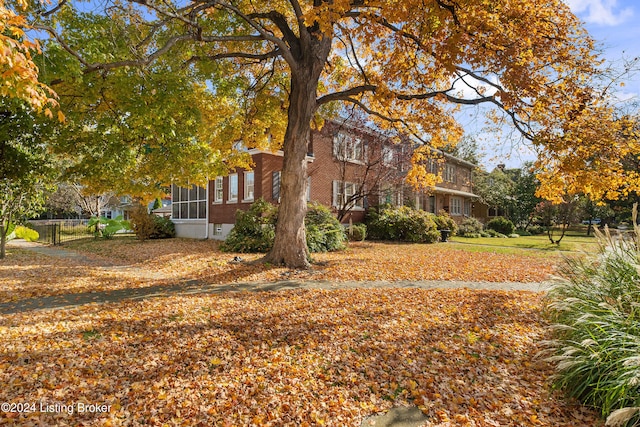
[0,288,600,426]
[0,239,557,304]
[0,240,599,426]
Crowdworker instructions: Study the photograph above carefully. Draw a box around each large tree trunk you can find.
[263,76,317,268]
[264,35,331,268]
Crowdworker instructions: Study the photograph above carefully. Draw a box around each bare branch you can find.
[317,85,376,105]
[214,1,297,67]
[185,49,281,65]
[40,0,67,17]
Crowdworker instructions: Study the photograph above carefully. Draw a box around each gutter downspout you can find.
[204,178,209,239]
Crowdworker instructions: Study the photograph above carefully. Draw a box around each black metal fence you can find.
[29,219,93,245]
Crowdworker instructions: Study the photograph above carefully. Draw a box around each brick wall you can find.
[206,122,477,228]
[208,153,284,225]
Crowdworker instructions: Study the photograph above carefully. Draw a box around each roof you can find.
[153,205,172,214]
[429,187,480,199]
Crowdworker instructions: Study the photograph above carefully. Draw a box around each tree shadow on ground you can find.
[0,288,600,426]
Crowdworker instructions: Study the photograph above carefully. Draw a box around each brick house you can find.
[171,120,479,240]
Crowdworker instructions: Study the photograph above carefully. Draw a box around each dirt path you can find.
[2,240,552,315]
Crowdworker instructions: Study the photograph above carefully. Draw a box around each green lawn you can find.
[451,230,599,254]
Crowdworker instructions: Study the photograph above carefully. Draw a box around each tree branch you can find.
[185,49,281,66]
[34,24,193,72]
[40,0,67,17]
[317,85,376,105]
[247,10,300,56]
[213,1,297,68]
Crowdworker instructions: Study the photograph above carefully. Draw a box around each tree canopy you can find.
[0,97,57,258]
[0,0,58,114]
[21,0,640,267]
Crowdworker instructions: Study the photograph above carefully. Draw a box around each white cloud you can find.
[565,0,633,26]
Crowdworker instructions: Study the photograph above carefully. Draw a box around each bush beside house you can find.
[486,216,515,236]
[457,217,484,238]
[130,206,176,241]
[305,203,346,252]
[221,199,346,253]
[346,223,367,241]
[221,199,277,253]
[433,210,458,237]
[366,205,441,243]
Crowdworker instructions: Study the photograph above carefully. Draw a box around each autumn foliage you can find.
[0,0,58,115]
[0,285,600,426]
[24,0,640,268]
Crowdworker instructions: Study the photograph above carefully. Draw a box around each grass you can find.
[451,229,599,253]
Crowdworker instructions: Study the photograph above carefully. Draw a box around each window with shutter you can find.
[272,171,281,202]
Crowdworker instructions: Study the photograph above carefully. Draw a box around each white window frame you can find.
[382,146,394,166]
[272,171,281,202]
[444,164,456,183]
[332,181,364,210]
[396,188,404,206]
[450,196,462,216]
[243,171,254,202]
[228,174,238,203]
[214,177,223,203]
[172,183,207,220]
[464,200,471,216]
[428,159,439,174]
[380,185,393,205]
[333,132,364,162]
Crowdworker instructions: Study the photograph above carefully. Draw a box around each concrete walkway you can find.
[2,239,552,315]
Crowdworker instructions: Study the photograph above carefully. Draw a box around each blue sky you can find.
[471,0,639,170]
[568,0,640,99]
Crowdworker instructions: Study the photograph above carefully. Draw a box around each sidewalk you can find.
[2,240,551,315]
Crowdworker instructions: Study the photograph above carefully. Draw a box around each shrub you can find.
[486,216,515,235]
[545,215,640,426]
[515,228,532,236]
[222,198,277,253]
[346,223,367,241]
[458,217,483,237]
[481,229,506,238]
[366,205,440,243]
[87,215,130,239]
[463,232,482,238]
[15,225,39,242]
[433,210,458,236]
[150,216,176,239]
[305,203,346,252]
[130,206,156,241]
[508,233,520,238]
[222,199,345,253]
[130,207,176,240]
[528,225,545,235]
